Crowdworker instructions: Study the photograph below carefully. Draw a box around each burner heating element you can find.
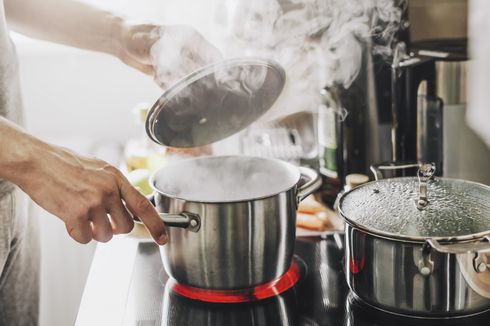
[167,258,305,303]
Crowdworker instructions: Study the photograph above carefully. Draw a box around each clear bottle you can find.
[316,87,342,208]
[318,87,340,178]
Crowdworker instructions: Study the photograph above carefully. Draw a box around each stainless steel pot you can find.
[149,155,321,290]
[339,162,490,317]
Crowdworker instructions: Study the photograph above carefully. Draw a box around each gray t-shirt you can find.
[0,1,24,196]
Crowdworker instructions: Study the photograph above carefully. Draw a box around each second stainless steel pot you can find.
[149,155,321,290]
[339,163,490,317]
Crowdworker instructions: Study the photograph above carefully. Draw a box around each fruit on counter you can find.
[127,169,152,195]
[124,138,168,172]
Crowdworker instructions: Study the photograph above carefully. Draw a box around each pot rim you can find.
[339,177,490,244]
[149,155,301,204]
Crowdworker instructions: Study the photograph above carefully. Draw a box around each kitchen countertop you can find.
[75,237,140,326]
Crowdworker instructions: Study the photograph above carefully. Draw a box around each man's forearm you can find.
[0,117,44,186]
[4,0,125,57]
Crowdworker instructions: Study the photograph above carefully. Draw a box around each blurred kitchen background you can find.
[10,0,490,325]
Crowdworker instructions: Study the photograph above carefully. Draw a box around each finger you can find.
[130,61,155,76]
[131,62,154,76]
[90,207,113,243]
[65,218,92,244]
[107,200,134,235]
[121,56,155,76]
[118,177,167,245]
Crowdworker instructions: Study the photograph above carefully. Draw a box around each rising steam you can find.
[151,0,406,122]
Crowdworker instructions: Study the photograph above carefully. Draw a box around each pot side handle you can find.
[426,236,490,273]
[296,167,322,205]
[426,236,490,254]
[159,212,201,233]
[133,195,201,233]
[370,161,421,180]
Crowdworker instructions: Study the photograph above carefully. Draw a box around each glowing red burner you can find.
[168,260,303,303]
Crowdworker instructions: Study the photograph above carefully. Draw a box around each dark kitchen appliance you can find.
[322,0,490,190]
[103,235,490,325]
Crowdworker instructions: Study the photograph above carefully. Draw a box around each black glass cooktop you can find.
[121,234,490,326]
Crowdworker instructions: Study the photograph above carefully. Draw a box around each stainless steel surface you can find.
[410,40,490,185]
[343,161,490,241]
[340,177,490,240]
[146,57,286,148]
[436,59,490,185]
[415,163,436,210]
[151,156,321,290]
[341,161,490,316]
[297,166,322,204]
[158,212,201,233]
[370,162,420,181]
[436,60,467,105]
[345,223,490,317]
[426,235,490,255]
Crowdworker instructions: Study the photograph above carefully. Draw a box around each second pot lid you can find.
[339,177,490,241]
[146,57,286,148]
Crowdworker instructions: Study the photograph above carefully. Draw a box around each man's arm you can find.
[5,0,124,57]
[4,0,161,75]
[4,0,223,82]
[0,116,168,244]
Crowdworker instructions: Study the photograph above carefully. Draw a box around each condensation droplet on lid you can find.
[341,178,490,238]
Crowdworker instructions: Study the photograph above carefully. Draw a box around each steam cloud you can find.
[151,0,406,122]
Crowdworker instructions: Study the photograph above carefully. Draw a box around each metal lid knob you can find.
[416,163,436,210]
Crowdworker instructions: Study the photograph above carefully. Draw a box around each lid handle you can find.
[416,163,436,210]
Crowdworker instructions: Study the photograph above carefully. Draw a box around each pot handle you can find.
[426,236,490,273]
[159,212,201,233]
[133,195,201,233]
[296,167,322,205]
[370,161,421,180]
[426,236,490,254]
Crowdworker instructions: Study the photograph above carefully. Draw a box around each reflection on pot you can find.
[456,253,490,299]
[161,284,298,326]
[345,224,490,317]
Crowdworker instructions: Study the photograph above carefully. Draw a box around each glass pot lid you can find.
[146,57,286,148]
[339,177,490,240]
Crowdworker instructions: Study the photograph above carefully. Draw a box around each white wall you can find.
[15,36,162,326]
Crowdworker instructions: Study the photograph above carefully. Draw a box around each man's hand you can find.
[26,145,168,244]
[117,24,222,89]
[0,119,167,245]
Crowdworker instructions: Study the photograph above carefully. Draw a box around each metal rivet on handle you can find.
[420,267,431,276]
[478,262,487,273]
